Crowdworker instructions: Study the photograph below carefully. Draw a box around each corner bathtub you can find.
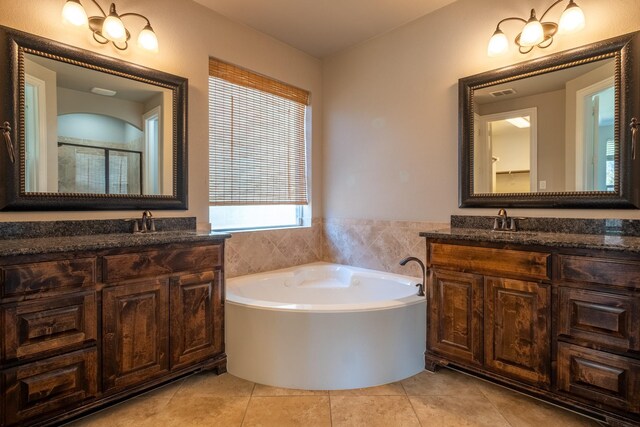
[226,262,426,390]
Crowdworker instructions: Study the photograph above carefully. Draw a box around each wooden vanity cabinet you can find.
[0,240,227,427]
[427,242,551,387]
[425,238,640,426]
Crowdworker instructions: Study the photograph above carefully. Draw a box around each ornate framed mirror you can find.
[459,31,640,208]
[0,26,188,210]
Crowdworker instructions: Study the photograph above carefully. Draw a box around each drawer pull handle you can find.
[1,121,14,164]
[632,117,639,160]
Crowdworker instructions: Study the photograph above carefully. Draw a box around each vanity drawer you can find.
[557,255,640,290]
[102,244,222,283]
[2,347,98,426]
[558,287,640,352]
[429,243,550,280]
[1,292,97,362]
[1,258,96,299]
[557,342,640,413]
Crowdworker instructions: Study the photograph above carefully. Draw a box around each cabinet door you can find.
[428,269,483,365]
[102,278,169,391]
[170,270,223,369]
[484,277,550,386]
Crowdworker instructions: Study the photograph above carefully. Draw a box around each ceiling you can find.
[193,0,457,58]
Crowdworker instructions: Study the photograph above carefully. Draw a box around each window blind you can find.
[208,58,310,206]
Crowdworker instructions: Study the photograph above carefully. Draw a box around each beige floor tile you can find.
[242,396,331,427]
[253,383,329,396]
[330,381,406,396]
[477,381,601,427]
[330,395,420,427]
[401,368,484,396]
[175,372,255,397]
[153,395,249,426]
[409,394,510,427]
[67,396,170,427]
[137,378,184,400]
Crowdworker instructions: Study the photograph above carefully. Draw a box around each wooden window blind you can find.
[208,58,310,206]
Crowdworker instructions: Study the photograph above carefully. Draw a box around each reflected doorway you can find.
[575,78,615,191]
[475,108,538,194]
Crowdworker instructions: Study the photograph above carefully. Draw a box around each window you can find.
[208,58,310,231]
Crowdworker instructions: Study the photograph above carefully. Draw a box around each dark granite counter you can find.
[0,217,231,257]
[0,230,231,257]
[420,227,640,253]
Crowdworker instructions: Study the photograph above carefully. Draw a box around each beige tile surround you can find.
[225,217,445,278]
[68,369,599,427]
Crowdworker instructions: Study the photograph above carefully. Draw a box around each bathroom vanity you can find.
[0,222,229,426]
[421,219,640,427]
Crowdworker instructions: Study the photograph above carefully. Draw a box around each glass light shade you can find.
[102,14,126,42]
[138,26,159,52]
[488,29,509,57]
[559,2,585,33]
[62,0,88,27]
[520,18,544,46]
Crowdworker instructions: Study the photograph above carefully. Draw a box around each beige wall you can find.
[323,0,640,221]
[0,0,322,227]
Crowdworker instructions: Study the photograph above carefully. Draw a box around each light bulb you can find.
[62,0,88,27]
[487,29,509,57]
[138,25,159,52]
[519,10,544,47]
[559,1,585,33]
[102,8,127,43]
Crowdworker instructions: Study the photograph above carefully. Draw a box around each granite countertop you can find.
[420,227,640,253]
[0,230,232,257]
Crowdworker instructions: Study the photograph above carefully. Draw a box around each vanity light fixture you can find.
[62,0,159,52]
[487,0,585,56]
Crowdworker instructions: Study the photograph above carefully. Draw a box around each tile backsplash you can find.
[225,218,323,278]
[225,217,445,279]
[322,218,444,278]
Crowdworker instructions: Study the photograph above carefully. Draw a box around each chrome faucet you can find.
[399,256,426,297]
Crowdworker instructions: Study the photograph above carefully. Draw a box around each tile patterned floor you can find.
[68,369,602,427]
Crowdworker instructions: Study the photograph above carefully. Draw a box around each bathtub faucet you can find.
[399,256,426,297]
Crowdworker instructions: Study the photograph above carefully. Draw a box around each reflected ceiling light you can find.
[487,0,585,56]
[506,117,531,128]
[62,0,159,52]
[91,87,117,96]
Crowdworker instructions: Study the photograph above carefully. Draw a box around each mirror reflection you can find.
[23,52,173,196]
[473,57,615,194]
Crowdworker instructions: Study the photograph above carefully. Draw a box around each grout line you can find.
[407,395,424,427]
[328,393,333,427]
[239,389,254,427]
[476,385,514,427]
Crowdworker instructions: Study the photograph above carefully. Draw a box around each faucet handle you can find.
[124,219,140,233]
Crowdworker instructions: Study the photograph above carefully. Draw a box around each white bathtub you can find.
[226,262,426,390]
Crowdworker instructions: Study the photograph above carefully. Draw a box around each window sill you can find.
[212,224,311,233]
